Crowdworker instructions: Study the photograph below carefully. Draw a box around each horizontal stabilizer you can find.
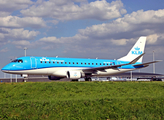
[133,60,162,67]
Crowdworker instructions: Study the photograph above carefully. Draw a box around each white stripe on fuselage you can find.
[3,67,137,77]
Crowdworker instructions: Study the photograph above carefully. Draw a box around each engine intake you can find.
[67,71,82,79]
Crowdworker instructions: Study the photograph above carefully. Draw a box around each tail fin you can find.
[118,36,146,63]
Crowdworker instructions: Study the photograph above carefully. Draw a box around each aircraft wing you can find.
[82,63,129,73]
[82,53,145,73]
[133,60,162,67]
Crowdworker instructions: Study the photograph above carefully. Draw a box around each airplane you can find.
[1,36,161,81]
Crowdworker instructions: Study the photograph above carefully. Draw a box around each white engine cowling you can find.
[67,71,82,79]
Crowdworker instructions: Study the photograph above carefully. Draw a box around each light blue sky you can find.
[0,0,164,77]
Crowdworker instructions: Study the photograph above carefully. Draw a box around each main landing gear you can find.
[71,77,92,82]
[71,79,78,81]
[85,77,92,81]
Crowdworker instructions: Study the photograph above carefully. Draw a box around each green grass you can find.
[0,81,164,119]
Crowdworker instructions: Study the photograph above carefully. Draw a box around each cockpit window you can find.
[11,59,23,63]
[11,59,18,62]
[18,59,23,63]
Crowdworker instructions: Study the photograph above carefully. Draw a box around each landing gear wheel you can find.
[85,77,92,81]
[71,79,78,81]
[88,78,92,81]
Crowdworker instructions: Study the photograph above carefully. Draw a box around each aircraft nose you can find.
[1,65,10,73]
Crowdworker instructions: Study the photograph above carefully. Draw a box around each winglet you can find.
[129,53,145,64]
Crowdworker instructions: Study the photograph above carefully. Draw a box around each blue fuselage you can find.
[1,56,143,78]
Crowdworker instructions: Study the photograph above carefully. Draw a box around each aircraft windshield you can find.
[11,59,23,63]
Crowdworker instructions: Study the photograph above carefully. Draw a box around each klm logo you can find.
[74,72,77,77]
[132,47,142,55]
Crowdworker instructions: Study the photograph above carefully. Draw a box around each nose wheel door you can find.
[30,57,37,69]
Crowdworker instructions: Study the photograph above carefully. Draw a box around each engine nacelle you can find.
[67,71,82,79]
[48,76,63,80]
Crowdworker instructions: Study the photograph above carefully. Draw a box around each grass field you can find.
[0,81,164,119]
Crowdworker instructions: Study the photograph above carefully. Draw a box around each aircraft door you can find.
[30,57,37,68]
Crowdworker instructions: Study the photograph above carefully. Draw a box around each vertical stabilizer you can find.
[118,36,146,63]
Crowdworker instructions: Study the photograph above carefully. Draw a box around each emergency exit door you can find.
[30,57,37,68]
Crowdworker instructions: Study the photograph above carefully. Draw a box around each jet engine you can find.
[48,76,64,80]
[67,71,83,79]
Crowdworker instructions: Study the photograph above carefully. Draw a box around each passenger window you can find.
[88,63,90,65]
[92,63,94,65]
[53,61,55,64]
[49,61,51,63]
[69,62,71,64]
[57,62,59,64]
[61,62,63,64]
[103,63,105,65]
[81,63,83,65]
[77,62,78,64]
[100,63,101,65]
[65,62,67,64]
[41,61,42,63]
[45,61,46,63]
